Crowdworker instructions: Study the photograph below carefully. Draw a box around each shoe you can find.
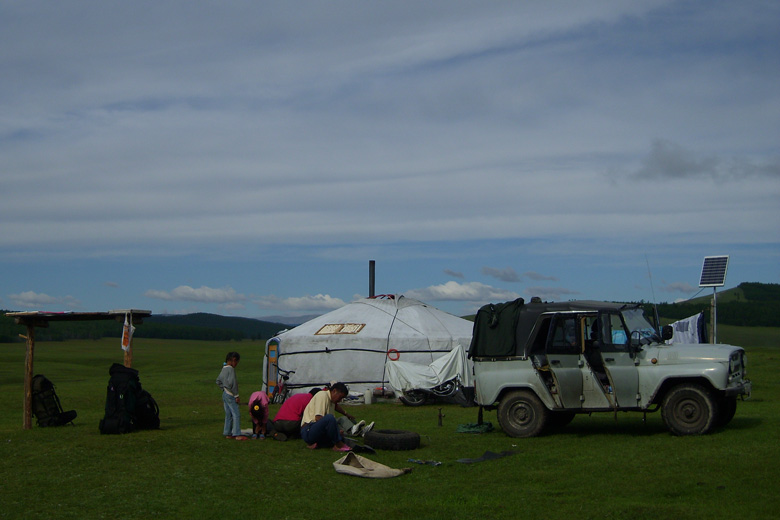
[361,421,375,437]
[273,432,288,442]
[350,419,366,436]
[251,434,258,439]
[225,435,234,439]
[234,435,249,441]
[307,442,318,450]
[333,445,351,452]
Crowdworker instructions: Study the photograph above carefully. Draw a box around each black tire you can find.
[364,429,420,450]
[661,384,718,436]
[548,411,576,430]
[399,391,428,407]
[497,390,549,438]
[715,395,737,428]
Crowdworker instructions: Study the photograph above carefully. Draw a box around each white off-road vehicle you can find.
[468,299,751,437]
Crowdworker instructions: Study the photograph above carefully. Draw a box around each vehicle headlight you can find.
[728,351,746,382]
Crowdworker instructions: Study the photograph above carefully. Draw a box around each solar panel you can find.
[699,255,729,287]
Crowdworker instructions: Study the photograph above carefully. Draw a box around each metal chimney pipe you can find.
[369,260,375,298]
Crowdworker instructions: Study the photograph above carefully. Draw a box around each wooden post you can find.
[124,336,133,368]
[23,325,35,430]
[123,312,133,368]
[710,294,716,344]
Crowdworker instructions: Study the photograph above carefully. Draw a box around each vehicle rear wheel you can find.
[497,390,549,438]
[715,396,737,427]
[661,384,718,436]
[399,390,427,406]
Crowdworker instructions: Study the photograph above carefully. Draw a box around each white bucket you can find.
[364,389,373,405]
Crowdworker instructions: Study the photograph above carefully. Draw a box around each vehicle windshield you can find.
[621,308,659,345]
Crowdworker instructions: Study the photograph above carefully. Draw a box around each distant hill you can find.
[146,313,291,340]
[258,314,320,327]
[462,282,780,328]
[0,311,293,343]
[654,282,780,327]
[2,282,777,343]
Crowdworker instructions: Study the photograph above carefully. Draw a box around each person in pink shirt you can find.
[271,388,320,438]
[247,390,270,439]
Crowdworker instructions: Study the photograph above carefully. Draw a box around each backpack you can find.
[135,390,161,430]
[99,363,160,434]
[31,374,78,427]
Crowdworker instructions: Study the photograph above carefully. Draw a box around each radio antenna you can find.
[645,254,660,331]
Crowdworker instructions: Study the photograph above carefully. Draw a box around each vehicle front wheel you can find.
[661,384,718,436]
[715,395,737,428]
[497,390,549,438]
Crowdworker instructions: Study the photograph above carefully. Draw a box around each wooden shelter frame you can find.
[5,309,151,430]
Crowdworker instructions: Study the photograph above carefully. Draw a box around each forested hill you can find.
[0,312,292,343]
[145,313,291,340]
[1,282,777,342]
[651,282,780,327]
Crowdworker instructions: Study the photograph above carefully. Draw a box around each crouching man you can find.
[300,382,351,452]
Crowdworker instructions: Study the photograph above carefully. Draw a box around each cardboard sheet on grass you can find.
[333,452,412,478]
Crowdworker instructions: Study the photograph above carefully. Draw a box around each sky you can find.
[1,1,778,321]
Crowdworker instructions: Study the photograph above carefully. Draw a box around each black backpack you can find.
[99,363,160,434]
[135,389,161,430]
[31,374,78,427]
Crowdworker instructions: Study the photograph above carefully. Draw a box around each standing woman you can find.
[216,352,247,440]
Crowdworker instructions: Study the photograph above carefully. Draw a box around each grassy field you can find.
[1,327,778,520]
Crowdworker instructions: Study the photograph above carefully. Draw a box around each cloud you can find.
[660,281,696,294]
[523,271,558,281]
[443,269,464,279]
[8,291,81,309]
[219,302,247,312]
[104,281,119,288]
[482,267,558,283]
[406,281,520,302]
[254,294,347,312]
[624,139,780,181]
[482,266,521,283]
[144,285,247,303]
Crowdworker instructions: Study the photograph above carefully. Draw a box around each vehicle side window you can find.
[548,317,580,355]
[597,312,628,352]
[528,317,551,354]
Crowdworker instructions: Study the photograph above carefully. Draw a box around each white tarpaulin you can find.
[666,312,708,344]
[385,343,473,392]
[263,295,473,395]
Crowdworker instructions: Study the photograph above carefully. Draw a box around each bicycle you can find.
[270,366,295,404]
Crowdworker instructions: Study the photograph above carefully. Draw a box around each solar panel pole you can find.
[699,255,729,345]
[712,287,718,344]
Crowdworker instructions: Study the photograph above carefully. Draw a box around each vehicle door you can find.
[596,311,640,408]
[545,313,583,408]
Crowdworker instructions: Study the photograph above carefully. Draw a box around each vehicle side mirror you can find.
[662,325,674,341]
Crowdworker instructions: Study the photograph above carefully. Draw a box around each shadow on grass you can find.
[547,413,762,437]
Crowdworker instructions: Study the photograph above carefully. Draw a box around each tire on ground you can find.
[661,383,718,436]
[364,429,421,450]
[497,390,549,438]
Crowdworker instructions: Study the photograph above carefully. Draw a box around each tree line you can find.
[2,282,778,342]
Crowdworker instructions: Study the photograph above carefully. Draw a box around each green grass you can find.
[1,332,778,520]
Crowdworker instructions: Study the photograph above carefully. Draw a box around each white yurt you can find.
[263,295,473,396]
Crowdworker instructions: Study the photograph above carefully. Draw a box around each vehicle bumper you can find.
[725,379,751,398]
